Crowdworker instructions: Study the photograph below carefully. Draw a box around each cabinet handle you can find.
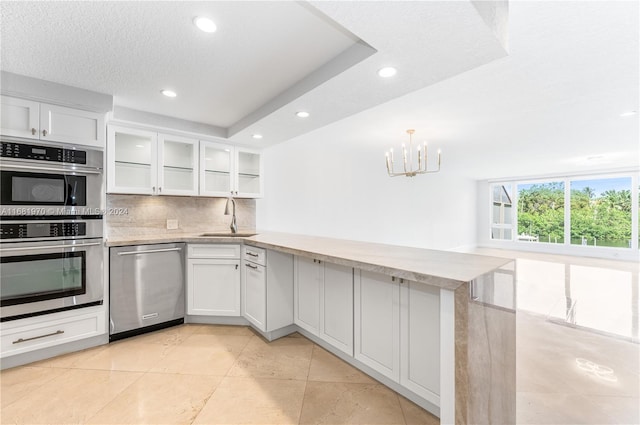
[245,263,258,270]
[152,186,156,193]
[13,330,64,344]
[31,128,37,135]
[246,251,259,257]
[117,247,182,256]
[158,187,162,193]
[42,129,48,137]
[235,264,239,270]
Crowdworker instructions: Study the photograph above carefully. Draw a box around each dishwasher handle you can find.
[117,247,183,256]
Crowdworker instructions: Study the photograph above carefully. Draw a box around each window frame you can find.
[487,171,639,260]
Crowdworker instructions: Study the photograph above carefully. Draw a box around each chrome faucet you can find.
[224,196,237,234]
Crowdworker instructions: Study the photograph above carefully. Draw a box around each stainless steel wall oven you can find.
[0,139,104,322]
[0,138,103,216]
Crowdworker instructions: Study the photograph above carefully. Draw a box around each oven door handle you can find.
[0,241,102,252]
[116,247,182,256]
[0,163,102,174]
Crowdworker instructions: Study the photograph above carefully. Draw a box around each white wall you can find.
[257,130,478,251]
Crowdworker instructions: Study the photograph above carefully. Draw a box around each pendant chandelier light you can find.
[385,129,441,177]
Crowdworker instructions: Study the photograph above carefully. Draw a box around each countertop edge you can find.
[105,233,512,290]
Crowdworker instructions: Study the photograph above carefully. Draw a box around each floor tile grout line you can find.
[83,368,149,424]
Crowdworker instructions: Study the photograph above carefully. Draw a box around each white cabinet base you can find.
[187,259,240,316]
[319,262,353,356]
[0,306,107,369]
[354,270,400,382]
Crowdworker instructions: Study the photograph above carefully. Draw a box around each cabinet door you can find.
[320,263,354,356]
[400,281,441,405]
[158,134,198,196]
[242,261,266,331]
[107,126,158,194]
[187,259,240,316]
[200,141,234,197]
[354,270,400,382]
[40,103,105,147]
[235,148,263,198]
[0,96,39,139]
[294,257,322,335]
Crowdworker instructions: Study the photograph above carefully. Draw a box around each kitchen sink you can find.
[198,232,257,237]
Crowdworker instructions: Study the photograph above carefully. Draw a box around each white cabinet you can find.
[1,308,106,358]
[107,125,198,195]
[320,262,353,356]
[400,281,440,406]
[187,244,241,316]
[243,258,267,329]
[354,270,400,381]
[1,95,105,147]
[354,270,441,404]
[241,246,293,333]
[294,256,353,355]
[200,141,263,198]
[1,96,39,139]
[294,257,322,334]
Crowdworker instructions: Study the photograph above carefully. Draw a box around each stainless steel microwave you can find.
[0,139,103,216]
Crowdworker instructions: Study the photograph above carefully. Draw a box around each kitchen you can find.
[0,1,638,425]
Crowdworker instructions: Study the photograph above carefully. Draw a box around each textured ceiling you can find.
[0,1,359,128]
[0,1,508,147]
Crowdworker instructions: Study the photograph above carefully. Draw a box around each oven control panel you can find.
[0,222,87,239]
[0,142,87,164]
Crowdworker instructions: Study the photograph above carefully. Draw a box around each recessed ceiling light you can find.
[194,16,217,33]
[135,144,145,148]
[296,111,310,118]
[620,110,637,117]
[252,134,263,139]
[161,89,177,98]
[377,67,397,78]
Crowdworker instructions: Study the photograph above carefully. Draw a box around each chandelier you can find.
[385,129,441,177]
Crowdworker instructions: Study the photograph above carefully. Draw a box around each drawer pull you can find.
[245,263,258,270]
[13,330,64,344]
[246,251,259,257]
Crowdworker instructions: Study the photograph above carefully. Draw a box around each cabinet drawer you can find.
[1,311,104,358]
[188,244,241,259]
[243,245,266,266]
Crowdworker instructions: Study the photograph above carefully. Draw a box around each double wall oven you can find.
[0,138,104,322]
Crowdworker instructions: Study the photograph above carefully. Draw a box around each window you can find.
[570,177,632,248]
[491,184,513,240]
[489,172,639,252]
[517,182,565,244]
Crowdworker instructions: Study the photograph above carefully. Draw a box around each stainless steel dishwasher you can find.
[109,243,185,341]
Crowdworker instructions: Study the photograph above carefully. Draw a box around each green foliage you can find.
[570,187,631,242]
[517,183,632,245]
[517,183,565,241]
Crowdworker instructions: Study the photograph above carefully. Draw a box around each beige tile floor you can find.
[0,325,439,425]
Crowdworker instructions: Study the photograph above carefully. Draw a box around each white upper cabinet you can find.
[1,96,105,147]
[200,141,235,197]
[158,134,198,196]
[235,148,263,198]
[200,142,263,198]
[0,97,39,139]
[107,125,198,196]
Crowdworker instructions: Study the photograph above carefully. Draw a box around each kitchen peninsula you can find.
[106,231,516,425]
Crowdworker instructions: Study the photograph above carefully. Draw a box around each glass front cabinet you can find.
[200,141,263,198]
[108,125,262,198]
[107,125,198,196]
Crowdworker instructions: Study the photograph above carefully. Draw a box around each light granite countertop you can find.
[105,231,511,290]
